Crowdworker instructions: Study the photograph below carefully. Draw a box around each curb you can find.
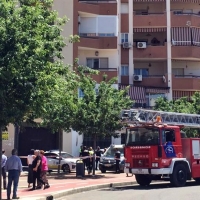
[23,181,137,200]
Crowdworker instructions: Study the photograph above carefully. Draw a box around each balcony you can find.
[133,44,167,60]
[172,75,200,91]
[79,35,117,49]
[133,12,167,27]
[77,0,117,15]
[171,11,200,27]
[134,75,168,88]
[172,46,200,60]
[85,68,118,83]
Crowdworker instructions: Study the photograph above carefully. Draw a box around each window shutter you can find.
[100,58,108,68]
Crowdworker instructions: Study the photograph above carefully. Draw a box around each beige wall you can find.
[133,2,166,13]
[171,3,200,13]
[3,124,15,157]
[134,61,167,75]
[53,0,74,66]
[172,60,200,76]
[78,49,118,68]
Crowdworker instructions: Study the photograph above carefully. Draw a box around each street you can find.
[56,181,200,200]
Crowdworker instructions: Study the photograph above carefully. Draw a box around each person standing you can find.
[40,150,50,189]
[5,149,22,200]
[88,147,94,174]
[95,146,101,170]
[2,149,7,190]
[82,146,89,170]
[115,148,121,174]
[31,150,43,190]
[27,149,35,188]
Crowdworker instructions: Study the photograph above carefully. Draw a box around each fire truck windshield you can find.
[126,127,159,146]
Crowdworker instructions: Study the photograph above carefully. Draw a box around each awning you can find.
[171,27,192,46]
[120,85,146,103]
[146,88,169,94]
[133,28,167,33]
[191,27,200,46]
[172,90,197,100]
[171,0,200,3]
[133,0,164,1]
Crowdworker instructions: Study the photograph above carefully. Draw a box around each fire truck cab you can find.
[124,122,200,187]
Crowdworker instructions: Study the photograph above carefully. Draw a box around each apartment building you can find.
[53,0,200,108]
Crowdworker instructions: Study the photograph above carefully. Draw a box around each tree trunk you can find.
[92,134,97,176]
[0,127,2,200]
[14,124,20,151]
[58,128,62,174]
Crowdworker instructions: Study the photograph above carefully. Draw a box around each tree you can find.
[71,67,132,175]
[154,94,199,138]
[0,0,72,196]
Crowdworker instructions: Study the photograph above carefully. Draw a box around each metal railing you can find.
[79,0,116,2]
[174,75,200,78]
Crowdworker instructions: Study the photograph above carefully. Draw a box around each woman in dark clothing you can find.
[27,149,35,188]
[31,150,46,190]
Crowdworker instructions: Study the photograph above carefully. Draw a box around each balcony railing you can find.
[79,33,115,37]
[79,0,116,1]
[175,75,200,78]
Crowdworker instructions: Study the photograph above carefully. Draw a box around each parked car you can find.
[99,145,125,173]
[44,150,79,173]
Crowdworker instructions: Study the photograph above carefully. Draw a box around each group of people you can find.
[27,149,50,190]
[79,146,105,174]
[1,148,50,200]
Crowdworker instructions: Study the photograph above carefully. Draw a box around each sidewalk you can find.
[2,171,136,200]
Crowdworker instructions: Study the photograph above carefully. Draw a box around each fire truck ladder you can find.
[121,109,200,128]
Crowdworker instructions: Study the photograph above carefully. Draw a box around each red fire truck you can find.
[123,109,200,187]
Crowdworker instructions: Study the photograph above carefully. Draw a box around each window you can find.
[86,58,108,69]
[121,33,128,43]
[134,68,149,77]
[172,68,184,76]
[78,88,84,98]
[121,66,129,76]
[165,130,176,142]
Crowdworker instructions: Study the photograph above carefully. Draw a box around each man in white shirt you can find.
[2,149,7,189]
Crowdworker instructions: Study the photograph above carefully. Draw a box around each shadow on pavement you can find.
[100,181,199,192]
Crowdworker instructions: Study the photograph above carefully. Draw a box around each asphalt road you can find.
[56,181,200,200]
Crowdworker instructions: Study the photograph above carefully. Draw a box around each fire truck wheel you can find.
[170,164,187,187]
[135,174,152,186]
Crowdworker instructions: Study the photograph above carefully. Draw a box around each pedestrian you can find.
[115,148,121,173]
[5,149,22,200]
[27,149,35,188]
[95,146,101,170]
[79,145,83,157]
[88,147,94,174]
[40,150,50,189]
[31,150,44,190]
[2,149,7,190]
[82,146,89,170]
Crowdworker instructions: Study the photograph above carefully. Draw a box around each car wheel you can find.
[62,164,70,173]
[101,169,106,173]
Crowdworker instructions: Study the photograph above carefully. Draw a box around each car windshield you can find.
[104,148,124,157]
[61,153,73,158]
[126,127,160,146]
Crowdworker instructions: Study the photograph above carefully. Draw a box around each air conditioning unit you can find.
[133,75,142,81]
[137,42,147,49]
[123,42,132,48]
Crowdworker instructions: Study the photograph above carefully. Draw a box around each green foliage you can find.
[71,67,132,145]
[0,0,70,127]
[154,92,200,137]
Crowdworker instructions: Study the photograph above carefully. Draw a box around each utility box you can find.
[76,160,85,178]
